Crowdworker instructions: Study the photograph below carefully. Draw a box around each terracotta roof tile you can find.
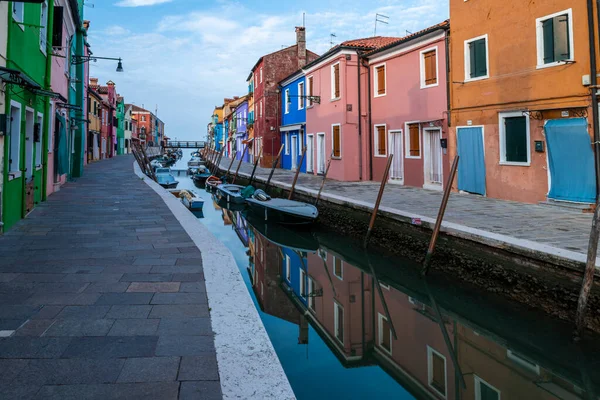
[365,20,450,56]
[340,36,402,50]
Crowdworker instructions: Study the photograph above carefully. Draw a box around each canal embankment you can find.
[211,157,600,331]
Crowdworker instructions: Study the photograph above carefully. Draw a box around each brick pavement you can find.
[0,156,221,400]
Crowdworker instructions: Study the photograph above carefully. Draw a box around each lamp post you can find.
[71,55,124,73]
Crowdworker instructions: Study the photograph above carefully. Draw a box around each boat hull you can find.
[216,184,246,205]
[160,181,179,189]
[245,200,317,225]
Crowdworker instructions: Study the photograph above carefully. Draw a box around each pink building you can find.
[366,22,450,188]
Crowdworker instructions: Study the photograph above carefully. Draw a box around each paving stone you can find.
[61,336,158,359]
[43,319,115,337]
[179,282,207,293]
[105,305,152,319]
[35,382,180,400]
[62,273,124,283]
[0,384,41,400]
[0,359,30,383]
[171,273,204,282]
[14,320,55,337]
[149,305,209,319]
[117,357,180,383]
[175,258,203,266]
[56,306,110,319]
[0,293,33,305]
[12,358,125,385]
[0,273,21,282]
[155,336,215,356]
[84,282,131,293]
[107,319,159,336]
[178,355,219,381]
[60,266,105,274]
[151,293,208,305]
[120,273,173,282]
[0,337,72,358]
[133,258,176,266]
[14,274,67,282]
[157,318,212,336]
[25,292,101,306]
[179,381,222,400]
[31,306,64,320]
[95,293,153,305]
[32,282,89,293]
[127,282,180,293]
[0,305,41,320]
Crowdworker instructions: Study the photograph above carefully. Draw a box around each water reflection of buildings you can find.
[218,205,597,400]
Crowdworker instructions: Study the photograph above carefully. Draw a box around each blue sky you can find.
[85,0,449,140]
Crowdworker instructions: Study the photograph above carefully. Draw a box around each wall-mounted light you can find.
[72,55,124,72]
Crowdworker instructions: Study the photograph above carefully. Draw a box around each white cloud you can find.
[104,25,130,36]
[115,0,173,7]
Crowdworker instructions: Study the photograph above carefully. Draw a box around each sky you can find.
[85,0,449,141]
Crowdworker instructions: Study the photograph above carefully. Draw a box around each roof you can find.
[340,36,402,49]
[129,104,151,113]
[250,44,319,74]
[365,20,449,57]
[88,88,102,100]
[279,68,305,87]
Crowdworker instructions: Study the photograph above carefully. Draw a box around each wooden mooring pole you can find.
[211,149,224,176]
[265,144,285,192]
[231,148,247,184]
[226,150,237,180]
[422,155,460,276]
[288,147,307,200]
[314,152,334,207]
[248,148,263,185]
[363,155,393,249]
[575,200,600,337]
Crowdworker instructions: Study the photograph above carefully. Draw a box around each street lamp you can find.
[72,55,124,72]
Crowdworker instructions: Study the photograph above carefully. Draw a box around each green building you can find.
[116,96,125,155]
[2,2,54,231]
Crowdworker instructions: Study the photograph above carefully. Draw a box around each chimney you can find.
[89,77,98,88]
[296,26,307,68]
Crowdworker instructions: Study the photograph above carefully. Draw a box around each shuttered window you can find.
[542,14,571,64]
[332,63,340,99]
[408,123,420,157]
[423,50,437,86]
[379,315,392,353]
[334,303,344,344]
[376,125,386,156]
[332,125,341,158]
[298,82,305,109]
[307,76,314,107]
[503,116,528,163]
[468,38,488,78]
[376,65,385,95]
[430,352,446,396]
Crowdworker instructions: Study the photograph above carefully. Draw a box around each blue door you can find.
[457,127,486,195]
[545,118,596,203]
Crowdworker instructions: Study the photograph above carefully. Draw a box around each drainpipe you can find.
[588,0,600,197]
[357,50,363,181]
[365,59,373,180]
[445,28,451,129]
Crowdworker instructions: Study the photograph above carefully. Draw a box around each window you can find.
[9,102,22,174]
[428,346,447,398]
[537,9,574,68]
[406,123,421,158]
[40,1,48,53]
[260,68,263,83]
[260,100,263,117]
[298,82,305,109]
[285,89,290,114]
[374,124,386,157]
[12,2,24,25]
[465,35,489,81]
[374,64,386,96]
[378,314,392,354]
[284,133,289,155]
[285,255,291,282]
[421,48,438,88]
[300,269,306,298]
[499,112,530,165]
[334,302,344,344]
[331,62,340,99]
[35,114,43,167]
[332,124,341,158]
[141,115,146,122]
[475,376,500,400]
[307,76,314,107]
[307,277,316,311]
[333,257,343,280]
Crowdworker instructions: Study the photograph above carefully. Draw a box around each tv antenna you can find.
[330,33,337,48]
[374,13,389,36]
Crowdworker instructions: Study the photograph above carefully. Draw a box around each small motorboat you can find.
[191,151,201,158]
[205,176,222,190]
[156,174,179,189]
[151,159,164,170]
[179,189,204,211]
[192,170,212,186]
[216,184,246,204]
[213,195,246,212]
[245,189,318,225]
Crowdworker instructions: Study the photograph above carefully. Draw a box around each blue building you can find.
[211,106,224,151]
[234,101,250,162]
[282,248,308,307]
[279,71,307,173]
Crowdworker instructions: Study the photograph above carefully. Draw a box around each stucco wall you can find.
[0,3,7,229]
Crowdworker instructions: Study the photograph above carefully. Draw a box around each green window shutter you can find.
[476,39,487,76]
[542,18,555,64]
[554,15,570,62]
[469,42,477,78]
[504,116,528,163]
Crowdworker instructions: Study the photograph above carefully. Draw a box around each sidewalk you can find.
[217,157,596,267]
[0,156,221,400]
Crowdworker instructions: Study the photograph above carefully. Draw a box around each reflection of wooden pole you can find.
[265,144,285,192]
[364,155,393,249]
[422,155,459,275]
[575,201,600,337]
[249,148,263,185]
[366,253,397,340]
[289,147,307,200]
[315,152,334,207]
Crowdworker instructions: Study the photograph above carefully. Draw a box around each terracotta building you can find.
[250,27,319,167]
[448,0,600,204]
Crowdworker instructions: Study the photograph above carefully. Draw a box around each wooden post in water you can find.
[363,155,393,249]
[232,146,250,182]
[231,148,247,184]
[213,149,224,176]
[288,147,307,200]
[226,150,238,180]
[314,152,334,207]
[140,145,157,182]
[265,144,285,192]
[248,148,263,185]
[422,155,460,276]
[575,201,600,337]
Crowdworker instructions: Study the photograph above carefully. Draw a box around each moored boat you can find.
[216,184,246,204]
[155,168,179,189]
[205,176,222,190]
[245,190,318,225]
[179,190,204,211]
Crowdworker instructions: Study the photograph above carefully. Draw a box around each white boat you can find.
[179,190,204,211]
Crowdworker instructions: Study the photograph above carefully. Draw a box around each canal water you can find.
[172,151,600,400]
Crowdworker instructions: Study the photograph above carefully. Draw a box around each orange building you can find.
[449,0,600,204]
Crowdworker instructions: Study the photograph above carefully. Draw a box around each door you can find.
[388,130,404,183]
[457,126,486,195]
[545,118,596,203]
[291,135,298,170]
[307,135,314,173]
[424,128,443,188]
[317,133,326,174]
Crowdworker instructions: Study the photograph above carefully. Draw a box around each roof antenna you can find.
[374,13,389,36]
[303,12,305,27]
[330,33,337,48]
